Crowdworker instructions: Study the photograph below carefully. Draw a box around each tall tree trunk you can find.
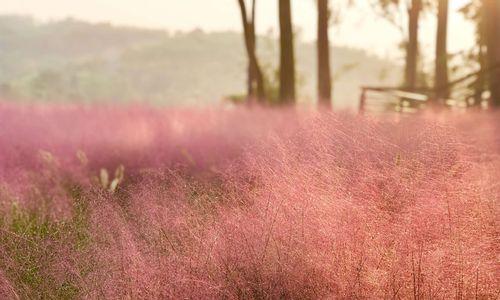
[237,0,265,102]
[474,3,487,105]
[317,0,332,109]
[475,42,487,104]
[278,0,296,104]
[483,0,500,107]
[434,0,449,101]
[405,0,421,91]
[494,2,500,107]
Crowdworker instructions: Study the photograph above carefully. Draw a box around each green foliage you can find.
[9,203,61,239]
[0,184,91,299]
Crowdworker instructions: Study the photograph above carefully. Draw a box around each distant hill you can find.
[0,15,401,108]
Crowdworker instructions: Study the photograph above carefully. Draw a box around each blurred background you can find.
[0,0,496,110]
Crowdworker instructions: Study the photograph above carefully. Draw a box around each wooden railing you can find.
[359,64,500,114]
[359,87,429,114]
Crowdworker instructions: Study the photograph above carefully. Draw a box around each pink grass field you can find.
[0,102,498,299]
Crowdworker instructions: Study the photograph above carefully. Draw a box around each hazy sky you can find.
[0,0,475,61]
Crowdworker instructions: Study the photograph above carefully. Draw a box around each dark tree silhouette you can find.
[483,0,500,106]
[237,0,265,102]
[405,0,422,91]
[317,0,332,109]
[459,0,488,103]
[434,0,449,101]
[278,0,296,104]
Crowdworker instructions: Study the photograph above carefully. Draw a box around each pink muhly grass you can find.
[0,102,498,299]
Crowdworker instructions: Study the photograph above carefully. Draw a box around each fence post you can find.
[359,88,366,115]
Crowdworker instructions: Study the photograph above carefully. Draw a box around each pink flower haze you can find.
[0,102,498,299]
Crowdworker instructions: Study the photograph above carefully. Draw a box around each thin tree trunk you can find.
[435,0,449,101]
[237,0,265,102]
[475,43,487,103]
[405,0,421,91]
[473,3,486,104]
[279,0,296,104]
[483,0,500,107]
[317,0,332,109]
[494,3,500,108]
